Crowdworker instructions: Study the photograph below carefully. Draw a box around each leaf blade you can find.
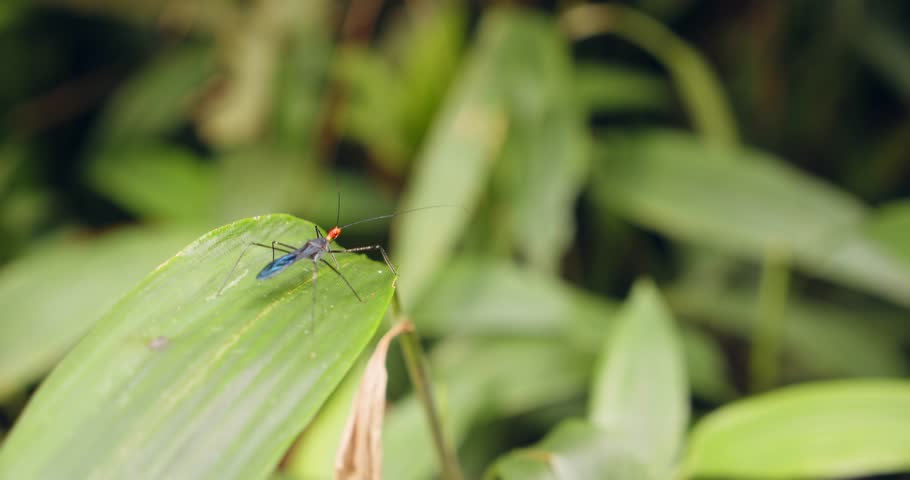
[593,130,910,306]
[488,420,653,480]
[684,380,910,479]
[0,226,201,399]
[0,214,396,480]
[588,279,688,474]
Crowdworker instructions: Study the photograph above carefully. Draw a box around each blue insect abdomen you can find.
[257,253,298,280]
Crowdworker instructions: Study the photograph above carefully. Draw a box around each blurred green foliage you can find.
[2,0,910,479]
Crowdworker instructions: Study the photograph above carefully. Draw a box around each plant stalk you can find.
[391,292,465,480]
[750,249,790,392]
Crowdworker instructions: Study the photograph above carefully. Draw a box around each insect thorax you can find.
[301,237,330,262]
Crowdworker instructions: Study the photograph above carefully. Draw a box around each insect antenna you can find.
[335,191,341,228]
[338,204,466,230]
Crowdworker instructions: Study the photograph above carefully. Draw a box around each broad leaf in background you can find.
[593,129,910,307]
[679,326,736,402]
[589,279,688,476]
[0,215,395,480]
[412,258,732,401]
[0,226,200,400]
[412,258,611,349]
[392,9,511,308]
[0,143,52,257]
[852,12,910,106]
[337,5,465,173]
[216,148,310,223]
[89,144,216,222]
[492,11,589,272]
[574,64,672,115]
[91,45,215,147]
[383,338,592,480]
[669,284,909,378]
[271,1,332,151]
[684,380,910,479]
[867,199,910,267]
[488,420,652,480]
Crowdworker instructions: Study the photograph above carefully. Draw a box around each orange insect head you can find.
[326,226,342,241]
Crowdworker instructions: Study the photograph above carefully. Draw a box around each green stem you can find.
[560,3,739,145]
[750,249,790,392]
[391,292,465,480]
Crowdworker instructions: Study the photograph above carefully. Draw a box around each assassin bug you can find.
[217,196,452,330]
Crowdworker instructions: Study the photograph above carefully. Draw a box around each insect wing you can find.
[257,253,299,280]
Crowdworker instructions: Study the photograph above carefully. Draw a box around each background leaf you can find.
[593,129,910,306]
[588,279,688,476]
[867,199,910,267]
[489,420,652,480]
[412,258,732,401]
[89,144,215,221]
[684,380,910,479]
[669,284,909,379]
[383,338,592,480]
[574,64,672,114]
[392,8,516,308]
[412,258,610,346]
[0,226,200,399]
[92,45,215,146]
[491,11,589,272]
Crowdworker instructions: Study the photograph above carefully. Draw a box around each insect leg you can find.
[319,258,363,302]
[329,250,341,270]
[329,245,397,276]
[274,241,298,254]
[309,260,318,333]
[217,242,293,296]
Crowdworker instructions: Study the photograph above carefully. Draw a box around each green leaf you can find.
[669,284,908,378]
[412,259,727,401]
[336,47,409,162]
[89,144,216,221]
[392,9,511,308]
[575,64,672,114]
[593,130,910,306]
[488,420,652,480]
[0,0,24,31]
[684,379,910,479]
[589,279,688,476]
[0,214,395,479]
[679,326,736,402]
[383,338,592,480]
[272,13,332,152]
[562,4,738,143]
[0,226,200,400]
[215,147,310,222]
[93,45,215,146]
[853,14,910,105]
[867,199,910,267]
[493,11,589,272]
[336,6,465,172]
[412,258,612,350]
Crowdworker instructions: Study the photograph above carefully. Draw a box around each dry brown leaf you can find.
[335,321,414,480]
